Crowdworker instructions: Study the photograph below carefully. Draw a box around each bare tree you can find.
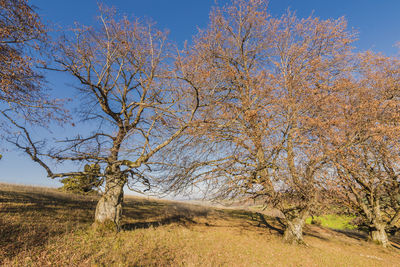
[327,52,400,247]
[11,7,199,230]
[0,0,64,141]
[163,0,355,244]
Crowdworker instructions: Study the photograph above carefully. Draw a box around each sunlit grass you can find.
[1,183,399,266]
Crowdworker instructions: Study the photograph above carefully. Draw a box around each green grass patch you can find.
[306,214,357,230]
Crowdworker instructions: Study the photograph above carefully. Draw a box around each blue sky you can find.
[1,0,399,188]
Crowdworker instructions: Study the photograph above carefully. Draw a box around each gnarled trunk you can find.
[283,217,306,244]
[94,176,125,231]
[369,223,390,247]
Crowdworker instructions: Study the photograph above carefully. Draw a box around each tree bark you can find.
[369,223,390,248]
[94,176,125,231]
[283,217,306,244]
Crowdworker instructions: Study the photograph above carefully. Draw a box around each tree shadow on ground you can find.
[0,189,97,215]
[332,229,368,241]
[0,218,50,261]
[0,187,96,262]
[121,199,210,230]
[123,206,260,231]
[121,214,198,230]
[389,236,400,250]
[254,212,284,234]
[332,229,400,250]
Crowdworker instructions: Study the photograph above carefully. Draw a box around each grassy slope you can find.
[1,183,399,266]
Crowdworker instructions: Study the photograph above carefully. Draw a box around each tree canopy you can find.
[4,0,400,247]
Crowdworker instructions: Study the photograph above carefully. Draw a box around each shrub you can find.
[60,164,102,194]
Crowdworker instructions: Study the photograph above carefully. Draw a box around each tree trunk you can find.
[94,176,125,231]
[283,217,306,244]
[369,223,390,248]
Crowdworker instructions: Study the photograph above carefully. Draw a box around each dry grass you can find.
[1,183,400,266]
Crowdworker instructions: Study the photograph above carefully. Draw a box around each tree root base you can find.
[92,220,119,234]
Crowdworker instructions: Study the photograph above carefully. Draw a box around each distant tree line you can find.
[1,0,399,247]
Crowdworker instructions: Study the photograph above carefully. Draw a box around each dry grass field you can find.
[1,183,400,266]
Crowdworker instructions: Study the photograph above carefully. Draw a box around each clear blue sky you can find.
[1,0,399,187]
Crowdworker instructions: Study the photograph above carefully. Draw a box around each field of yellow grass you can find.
[1,183,400,266]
